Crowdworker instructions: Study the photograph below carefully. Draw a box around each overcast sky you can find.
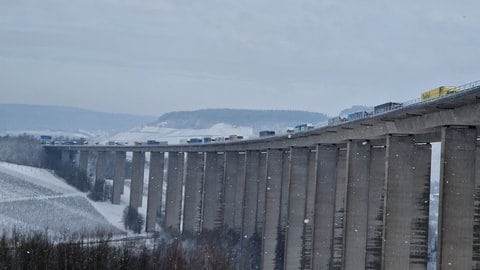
[1,0,479,116]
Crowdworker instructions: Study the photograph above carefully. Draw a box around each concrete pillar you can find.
[382,135,416,269]
[61,150,71,165]
[343,140,371,270]
[164,152,184,232]
[45,148,62,170]
[78,150,89,173]
[256,151,267,235]
[223,151,240,231]
[332,148,347,270]
[234,152,247,232]
[112,151,126,204]
[146,152,165,232]
[365,145,386,270]
[241,150,262,270]
[243,150,261,238]
[183,151,205,234]
[410,143,431,269]
[202,152,225,231]
[129,151,145,208]
[303,148,317,270]
[437,126,477,269]
[261,149,285,270]
[313,145,339,269]
[474,139,480,269]
[284,147,310,270]
[94,150,107,191]
[234,152,246,232]
[277,149,291,268]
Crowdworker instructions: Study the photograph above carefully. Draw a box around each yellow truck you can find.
[421,86,459,100]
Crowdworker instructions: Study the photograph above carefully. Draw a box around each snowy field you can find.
[0,162,125,236]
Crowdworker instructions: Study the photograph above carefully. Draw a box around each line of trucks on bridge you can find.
[259,85,459,136]
[41,138,169,146]
[182,124,315,144]
[40,85,459,145]
[328,85,458,125]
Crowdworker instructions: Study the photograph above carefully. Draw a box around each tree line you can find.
[0,229,237,270]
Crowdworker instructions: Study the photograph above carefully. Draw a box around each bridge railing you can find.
[458,80,480,91]
[400,79,480,110]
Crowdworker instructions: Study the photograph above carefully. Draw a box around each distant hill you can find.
[0,104,156,135]
[152,109,329,132]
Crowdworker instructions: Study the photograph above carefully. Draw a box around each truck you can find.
[228,135,240,141]
[294,124,307,132]
[187,138,203,144]
[347,111,370,121]
[146,140,167,145]
[328,116,348,126]
[421,86,458,101]
[259,130,275,137]
[374,102,402,114]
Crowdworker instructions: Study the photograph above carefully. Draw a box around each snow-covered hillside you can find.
[0,162,125,236]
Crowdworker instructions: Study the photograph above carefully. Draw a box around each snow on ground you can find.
[0,162,125,236]
[0,162,78,195]
[90,181,151,233]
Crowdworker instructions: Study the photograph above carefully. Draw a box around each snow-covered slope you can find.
[0,162,124,236]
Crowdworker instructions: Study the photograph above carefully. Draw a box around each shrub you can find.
[123,207,145,234]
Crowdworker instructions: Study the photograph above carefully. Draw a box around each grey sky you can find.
[1,0,479,116]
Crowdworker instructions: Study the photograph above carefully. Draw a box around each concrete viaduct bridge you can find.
[45,80,480,269]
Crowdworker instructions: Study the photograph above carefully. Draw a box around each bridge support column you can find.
[243,150,261,239]
[112,151,126,204]
[44,148,62,170]
[474,138,480,269]
[233,152,247,232]
[241,150,262,269]
[382,135,415,269]
[284,147,310,269]
[183,152,205,234]
[164,152,184,232]
[302,148,317,269]
[344,140,371,269]
[256,151,267,235]
[223,151,240,231]
[129,151,145,208]
[61,150,71,165]
[313,145,338,269]
[146,152,165,232]
[410,143,431,269]
[202,151,225,231]
[332,148,347,269]
[94,151,107,194]
[276,149,291,268]
[365,144,386,269]
[438,126,477,269]
[261,149,285,270]
[78,150,89,174]
[223,151,247,233]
